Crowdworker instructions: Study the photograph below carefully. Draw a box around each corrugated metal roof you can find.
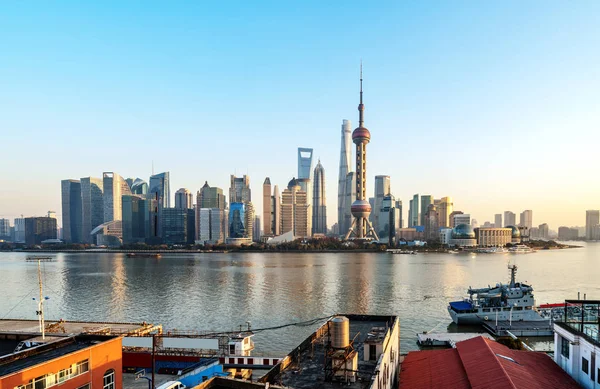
[399,336,580,389]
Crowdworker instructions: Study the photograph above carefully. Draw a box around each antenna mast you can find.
[37,260,45,340]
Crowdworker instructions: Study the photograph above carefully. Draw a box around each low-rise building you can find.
[400,336,579,388]
[0,335,122,389]
[475,227,513,247]
[259,314,399,389]
[553,299,600,389]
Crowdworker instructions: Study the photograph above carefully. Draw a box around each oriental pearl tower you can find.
[345,66,379,241]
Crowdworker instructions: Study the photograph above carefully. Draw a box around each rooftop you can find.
[193,377,283,389]
[399,336,580,389]
[260,314,397,389]
[0,319,158,338]
[0,335,118,377]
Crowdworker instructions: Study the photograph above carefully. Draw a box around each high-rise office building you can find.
[175,188,194,209]
[228,202,254,242]
[281,178,310,238]
[253,216,261,242]
[538,223,549,240]
[0,219,10,239]
[449,211,464,228]
[345,68,378,240]
[297,178,312,234]
[408,199,414,228]
[122,194,149,244]
[103,172,131,223]
[373,175,391,234]
[161,208,194,245]
[130,178,148,195]
[453,213,470,227]
[338,119,352,237]
[585,210,600,240]
[298,148,314,181]
[312,161,327,235]
[229,175,251,203]
[377,195,401,242]
[411,194,420,227]
[61,179,82,243]
[424,204,439,241]
[504,211,516,227]
[272,185,281,236]
[197,208,228,245]
[149,172,171,209]
[519,210,533,228]
[420,195,433,226]
[438,197,453,228]
[25,217,57,246]
[263,178,273,236]
[14,217,25,243]
[81,177,103,244]
[197,182,226,209]
[494,214,502,229]
[343,172,356,236]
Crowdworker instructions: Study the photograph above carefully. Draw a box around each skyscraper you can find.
[0,219,10,240]
[227,175,254,244]
[312,160,327,235]
[377,195,400,241]
[504,211,516,227]
[411,194,420,227]
[338,119,352,237]
[229,175,251,203]
[438,197,453,228]
[420,195,433,226]
[14,217,25,243]
[519,210,533,228]
[538,223,549,240]
[81,177,103,244]
[343,172,356,236]
[298,148,314,181]
[408,199,414,228]
[130,178,148,195]
[345,67,378,240]
[586,210,600,240]
[122,194,149,244]
[196,182,226,242]
[263,178,273,236]
[197,182,226,209]
[25,217,57,245]
[149,172,171,208]
[281,178,309,238]
[103,172,131,223]
[272,185,281,236]
[253,216,261,242]
[373,175,391,234]
[174,188,194,209]
[494,214,503,229]
[424,204,439,241]
[61,179,82,243]
[162,208,194,245]
[449,211,464,228]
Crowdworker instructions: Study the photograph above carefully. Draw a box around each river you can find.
[0,243,598,355]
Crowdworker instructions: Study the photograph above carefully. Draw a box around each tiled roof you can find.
[400,336,579,389]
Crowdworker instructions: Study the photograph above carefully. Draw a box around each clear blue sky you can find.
[1,1,599,229]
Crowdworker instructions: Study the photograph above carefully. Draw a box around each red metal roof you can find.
[399,336,579,389]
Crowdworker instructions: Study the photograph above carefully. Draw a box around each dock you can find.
[417,332,494,347]
[481,320,553,337]
[25,256,55,262]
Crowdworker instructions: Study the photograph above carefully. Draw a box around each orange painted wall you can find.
[0,337,122,389]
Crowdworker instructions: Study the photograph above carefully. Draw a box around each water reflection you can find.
[0,244,598,354]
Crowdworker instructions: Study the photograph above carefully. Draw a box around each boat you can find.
[126,253,162,258]
[447,264,548,325]
[476,247,508,254]
[508,244,534,254]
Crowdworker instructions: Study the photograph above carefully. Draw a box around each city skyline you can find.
[1,2,599,228]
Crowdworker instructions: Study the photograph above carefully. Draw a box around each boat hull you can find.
[448,305,548,325]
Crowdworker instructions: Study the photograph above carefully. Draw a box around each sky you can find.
[1,1,599,230]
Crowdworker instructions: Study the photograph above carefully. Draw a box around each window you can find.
[369,344,376,361]
[103,370,115,389]
[582,357,589,375]
[77,385,91,389]
[560,337,569,358]
[597,368,599,384]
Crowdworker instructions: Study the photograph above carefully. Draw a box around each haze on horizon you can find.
[1,1,598,229]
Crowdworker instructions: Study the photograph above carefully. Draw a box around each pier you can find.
[481,320,553,337]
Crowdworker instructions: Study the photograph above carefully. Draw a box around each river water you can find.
[0,243,598,355]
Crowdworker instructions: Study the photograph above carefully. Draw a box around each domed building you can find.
[450,224,477,247]
[506,225,521,243]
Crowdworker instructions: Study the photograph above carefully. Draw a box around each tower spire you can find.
[358,61,364,128]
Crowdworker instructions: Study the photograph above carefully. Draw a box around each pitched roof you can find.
[399,336,579,389]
